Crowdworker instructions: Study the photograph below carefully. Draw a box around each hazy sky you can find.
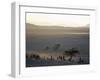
[26,13,90,27]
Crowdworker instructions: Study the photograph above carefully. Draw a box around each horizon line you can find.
[26,23,90,28]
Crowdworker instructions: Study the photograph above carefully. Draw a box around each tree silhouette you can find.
[64,48,79,61]
[32,54,40,60]
[45,46,49,50]
[53,43,61,51]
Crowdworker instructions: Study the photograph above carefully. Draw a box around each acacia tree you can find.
[64,48,79,61]
[45,46,49,50]
[53,43,61,51]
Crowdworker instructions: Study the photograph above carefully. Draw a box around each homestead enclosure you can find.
[11,2,96,77]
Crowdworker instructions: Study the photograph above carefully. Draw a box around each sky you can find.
[26,13,90,27]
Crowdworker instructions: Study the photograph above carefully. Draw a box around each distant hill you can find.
[26,23,89,37]
[26,23,89,28]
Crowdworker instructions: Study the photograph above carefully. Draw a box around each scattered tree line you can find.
[26,43,84,64]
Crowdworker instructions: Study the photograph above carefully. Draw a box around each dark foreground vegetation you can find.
[26,47,89,67]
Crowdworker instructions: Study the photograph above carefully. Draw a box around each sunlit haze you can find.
[26,13,90,27]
